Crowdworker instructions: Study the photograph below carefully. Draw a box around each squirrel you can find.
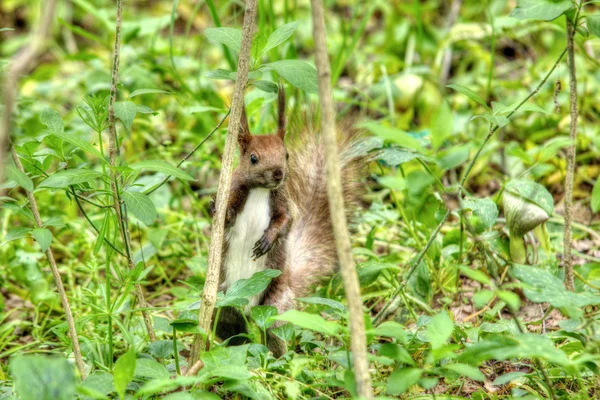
[211,87,365,356]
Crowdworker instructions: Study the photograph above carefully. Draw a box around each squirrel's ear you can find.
[277,85,286,140]
[238,106,252,152]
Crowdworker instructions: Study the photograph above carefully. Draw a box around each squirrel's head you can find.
[237,87,288,190]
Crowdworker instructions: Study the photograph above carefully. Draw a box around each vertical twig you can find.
[189,0,258,363]
[0,0,58,184]
[563,10,580,292]
[9,145,86,378]
[310,1,373,398]
[107,0,156,341]
[439,0,462,87]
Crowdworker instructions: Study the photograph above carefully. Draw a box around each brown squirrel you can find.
[211,87,365,356]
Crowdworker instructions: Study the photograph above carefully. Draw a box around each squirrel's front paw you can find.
[252,234,274,260]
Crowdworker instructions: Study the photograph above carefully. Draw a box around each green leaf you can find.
[276,309,341,336]
[128,88,170,98]
[430,101,453,150]
[114,101,137,131]
[446,84,489,111]
[505,179,554,216]
[224,269,282,301]
[510,0,573,21]
[206,69,237,80]
[10,355,76,400]
[497,290,520,311]
[296,297,347,314]
[427,311,454,349]
[378,343,415,366]
[262,21,299,55]
[81,372,116,398]
[378,148,422,166]
[123,191,157,226]
[3,227,32,243]
[460,197,498,234]
[361,122,423,151]
[378,176,405,191]
[444,363,486,382]
[51,130,106,160]
[205,27,242,52]
[265,60,318,94]
[94,211,110,254]
[39,169,103,189]
[33,228,52,252]
[6,165,34,192]
[250,305,278,330]
[591,178,600,213]
[588,15,600,38]
[253,80,278,93]
[40,107,64,134]
[472,290,494,309]
[114,349,136,400]
[386,368,423,395]
[130,160,195,181]
[135,358,169,379]
[251,31,268,60]
[458,265,490,285]
[368,321,407,343]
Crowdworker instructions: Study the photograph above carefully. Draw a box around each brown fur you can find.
[213,89,365,356]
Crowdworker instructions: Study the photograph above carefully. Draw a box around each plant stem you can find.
[373,46,567,325]
[563,11,580,291]
[173,331,181,375]
[10,145,86,378]
[189,0,258,364]
[107,0,156,341]
[311,1,373,398]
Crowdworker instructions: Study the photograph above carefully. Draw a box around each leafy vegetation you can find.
[2,0,600,398]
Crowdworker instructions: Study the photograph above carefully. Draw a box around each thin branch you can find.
[311,0,373,398]
[144,109,231,196]
[10,145,86,378]
[107,0,156,341]
[189,0,258,363]
[0,0,58,184]
[374,47,568,325]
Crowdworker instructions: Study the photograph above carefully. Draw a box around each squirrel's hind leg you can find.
[262,271,297,357]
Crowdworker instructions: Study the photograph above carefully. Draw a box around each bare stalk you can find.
[9,145,86,378]
[107,0,156,341]
[374,47,568,325]
[311,1,373,398]
[0,0,58,184]
[563,11,580,291]
[189,0,258,363]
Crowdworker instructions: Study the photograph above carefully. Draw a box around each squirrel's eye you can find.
[250,154,258,164]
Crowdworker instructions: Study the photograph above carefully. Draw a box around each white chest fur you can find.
[223,188,272,311]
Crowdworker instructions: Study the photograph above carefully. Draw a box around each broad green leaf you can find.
[276,309,341,336]
[472,290,494,309]
[3,227,32,243]
[444,363,486,382]
[206,69,236,80]
[251,31,268,60]
[497,290,520,311]
[81,372,116,398]
[430,101,453,150]
[296,297,347,314]
[591,178,600,213]
[6,165,34,192]
[378,176,405,191]
[386,368,423,395]
[460,197,498,234]
[250,305,278,330]
[40,107,64,134]
[493,371,528,385]
[253,80,278,93]
[149,340,184,359]
[262,21,299,55]
[357,261,400,287]
[510,0,573,21]
[378,343,415,365]
[271,323,294,342]
[446,84,489,111]
[361,122,423,151]
[114,349,136,400]
[225,269,282,300]
[427,311,454,349]
[134,358,169,380]
[458,265,490,285]
[130,160,195,181]
[378,148,421,166]
[33,228,52,252]
[10,355,76,400]
[39,169,103,189]
[205,27,242,52]
[51,130,105,160]
[588,15,600,38]
[114,101,137,131]
[266,60,318,94]
[438,145,470,170]
[368,321,407,343]
[123,191,157,226]
[505,179,554,216]
[128,88,170,98]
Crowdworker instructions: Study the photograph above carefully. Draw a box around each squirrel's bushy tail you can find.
[284,117,366,299]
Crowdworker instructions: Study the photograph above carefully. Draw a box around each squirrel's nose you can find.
[273,168,283,181]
